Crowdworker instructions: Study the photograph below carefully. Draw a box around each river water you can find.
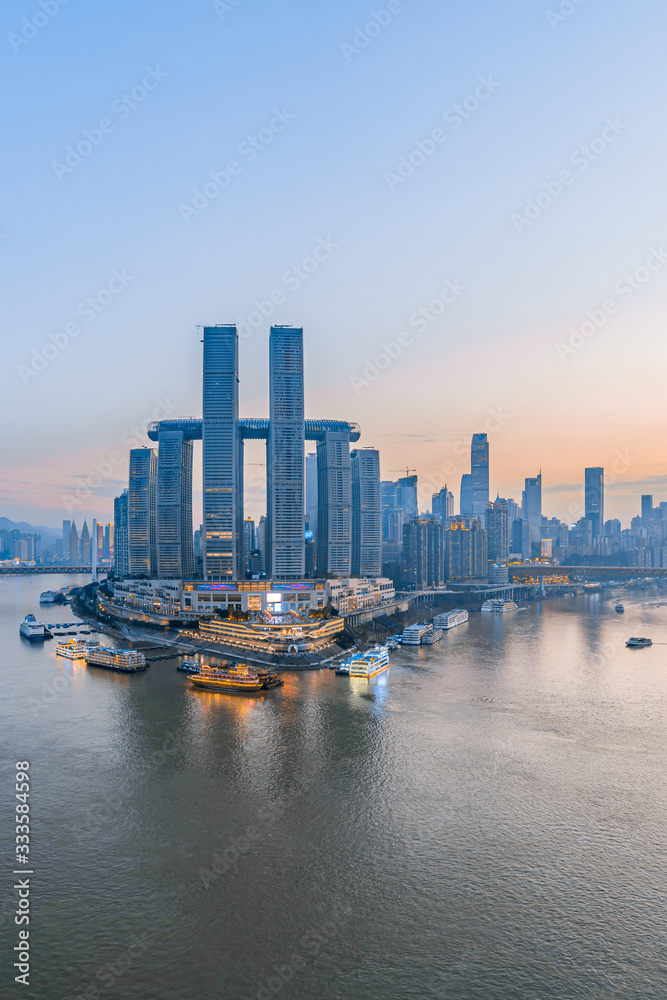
[2,573,667,999]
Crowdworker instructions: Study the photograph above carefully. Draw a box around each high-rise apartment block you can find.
[351,448,382,578]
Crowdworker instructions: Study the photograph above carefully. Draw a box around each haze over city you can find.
[3,0,667,528]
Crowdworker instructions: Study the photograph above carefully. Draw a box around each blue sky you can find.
[2,0,667,527]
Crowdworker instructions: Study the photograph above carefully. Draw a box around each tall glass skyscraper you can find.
[396,475,418,522]
[202,325,242,581]
[351,447,381,578]
[584,467,604,538]
[471,433,489,517]
[522,473,542,544]
[128,448,157,576]
[460,474,473,516]
[316,429,351,577]
[268,326,305,579]
[113,492,129,576]
[156,428,195,578]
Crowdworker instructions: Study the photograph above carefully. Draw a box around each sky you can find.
[2,0,667,530]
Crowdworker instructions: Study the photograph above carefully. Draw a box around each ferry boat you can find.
[40,591,57,603]
[335,663,350,675]
[626,637,652,648]
[615,604,625,614]
[56,638,89,659]
[19,614,46,641]
[85,647,147,672]
[177,659,201,674]
[402,623,433,645]
[190,663,283,693]
[421,628,444,645]
[348,648,390,679]
[433,609,469,630]
[481,599,518,613]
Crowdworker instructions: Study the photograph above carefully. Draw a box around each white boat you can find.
[56,638,89,659]
[20,614,46,641]
[348,649,389,678]
[40,591,57,603]
[481,600,518,613]
[85,647,147,672]
[433,609,469,630]
[402,623,433,645]
[421,628,443,645]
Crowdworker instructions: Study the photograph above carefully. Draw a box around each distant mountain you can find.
[0,517,60,548]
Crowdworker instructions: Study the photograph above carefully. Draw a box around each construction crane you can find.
[391,468,417,478]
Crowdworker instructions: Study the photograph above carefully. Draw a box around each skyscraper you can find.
[471,433,489,517]
[351,447,382,578]
[69,521,79,563]
[522,474,542,544]
[113,491,129,576]
[305,451,318,537]
[432,486,454,523]
[460,474,473,516]
[396,475,418,522]
[584,467,604,538]
[486,499,510,563]
[156,428,195,579]
[641,495,654,524]
[316,429,351,577]
[445,518,487,580]
[202,325,242,581]
[80,521,91,566]
[268,326,305,579]
[402,516,444,589]
[128,448,157,577]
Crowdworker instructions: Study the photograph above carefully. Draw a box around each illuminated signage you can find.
[266,593,282,603]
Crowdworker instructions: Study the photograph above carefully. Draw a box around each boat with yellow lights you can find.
[190,662,283,693]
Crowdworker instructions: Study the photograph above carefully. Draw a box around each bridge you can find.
[0,566,109,576]
[147,418,361,442]
[508,564,667,580]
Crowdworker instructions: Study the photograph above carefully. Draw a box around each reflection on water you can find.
[2,576,667,999]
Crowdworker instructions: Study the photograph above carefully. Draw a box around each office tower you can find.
[471,433,489,516]
[396,475,418,522]
[381,481,398,538]
[80,521,91,566]
[113,491,129,576]
[103,523,113,560]
[305,452,318,538]
[512,518,530,560]
[584,467,604,538]
[268,326,305,579]
[522,474,542,544]
[604,519,621,537]
[460,474,473,516]
[432,486,454,523]
[486,499,510,563]
[317,429,351,577]
[69,521,79,563]
[156,428,194,579]
[62,520,71,544]
[243,518,256,558]
[257,516,266,573]
[641,495,654,524]
[402,516,444,589]
[351,447,382,577]
[507,498,522,521]
[128,448,157,577]
[445,518,488,580]
[202,325,242,581]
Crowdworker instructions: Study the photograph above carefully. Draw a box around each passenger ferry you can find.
[20,614,46,641]
[626,637,652,648]
[56,638,89,659]
[402,623,433,645]
[433,609,469,630]
[348,647,390,679]
[85,647,147,672]
[481,599,518,613]
[421,628,444,645]
[190,663,283,693]
[40,591,57,603]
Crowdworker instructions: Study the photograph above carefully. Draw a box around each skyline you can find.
[4,0,667,527]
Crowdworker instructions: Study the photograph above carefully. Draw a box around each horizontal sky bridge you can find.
[147,419,361,442]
